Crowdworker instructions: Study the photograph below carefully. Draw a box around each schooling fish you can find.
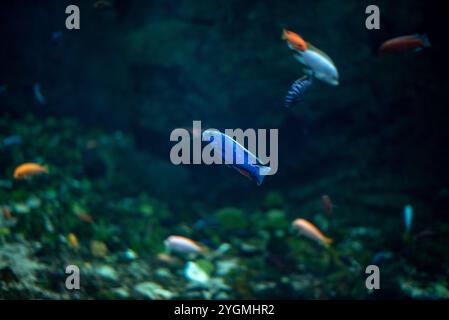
[379,34,431,53]
[13,163,49,179]
[202,129,271,186]
[284,76,313,108]
[282,29,308,51]
[292,218,333,246]
[164,235,204,255]
[404,204,413,233]
[294,42,339,86]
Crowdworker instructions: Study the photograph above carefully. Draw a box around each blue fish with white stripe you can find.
[284,76,314,108]
[202,129,271,186]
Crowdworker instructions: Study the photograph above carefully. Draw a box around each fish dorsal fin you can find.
[306,42,335,65]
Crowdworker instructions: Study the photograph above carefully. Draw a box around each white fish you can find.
[294,43,339,86]
[164,235,204,254]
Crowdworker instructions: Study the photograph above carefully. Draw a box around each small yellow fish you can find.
[67,233,79,249]
[292,218,332,246]
[13,163,48,179]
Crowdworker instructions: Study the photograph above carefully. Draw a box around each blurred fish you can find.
[0,212,17,230]
[282,29,308,51]
[157,253,182,266]
[193,217,219,231]
[51,31,63,46]
[284,76,314,108]
[372,251,393,265]
[202,129,271,186]
[0,180,12,189]
[413,229,435,241]
[164,235,204,254]
[33,83,46,106]
[67,233,79,249]
[13,163,49,179]
[379,34,431,53]
[2,206,12,220]
[2,135,22,147]
[93,0,112,9]
[294,42,339,86]
[404,204,413,233]
[292,218,333,246]
[321,195,334,216]
[78,213,94,224]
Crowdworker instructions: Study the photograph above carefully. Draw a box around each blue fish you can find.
[2,135,22,147]
[284,76,314,108]
[202,129,271,186]
[404,204,413,233]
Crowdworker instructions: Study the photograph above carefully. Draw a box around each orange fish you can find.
[67,233,79,249]
[321,195,333,216]
[2,206,12,220]
[13,163,48,179]
[282,29,308,51]
[292,218,332,246]
[379,34,431,53]
[78,213,94,224]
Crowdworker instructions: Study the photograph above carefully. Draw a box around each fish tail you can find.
[255,165,271,186]
[420,34,431,47]
[324,237,333,246]
[281,29,287,40]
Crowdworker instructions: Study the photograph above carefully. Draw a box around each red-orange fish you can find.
[2,206,12,220]
[292,218,332,246]
[379,34,431,53]
[282,29,308,51]
[78,213,94,224]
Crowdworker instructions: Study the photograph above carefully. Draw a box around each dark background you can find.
[1,0,449,220]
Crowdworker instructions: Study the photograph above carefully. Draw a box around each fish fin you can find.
[324,237,333,246]
[281,29,287,40]
[293,53,305,65]
[419,34,431,48]
[302,68,314,76]
[254,165,271,186]
[306,42,336,65]
[236,167,252,181]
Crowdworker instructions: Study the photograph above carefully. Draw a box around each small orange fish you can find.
[292,218,332,246]
[282,29,308,51]
[13,163,48,179]
[2,206,12,220]
[321,195,333,216]
[78,213,94,224]
[379,34,431,53]
[67,233,79,249]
